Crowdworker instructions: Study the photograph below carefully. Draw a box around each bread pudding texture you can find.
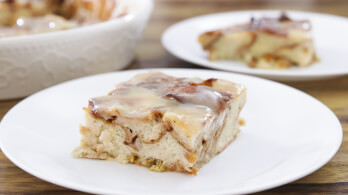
[199,13,319,69]
[0,0,124,37]
[72,72,246,175]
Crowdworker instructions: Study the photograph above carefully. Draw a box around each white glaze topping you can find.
[89,72,234,124]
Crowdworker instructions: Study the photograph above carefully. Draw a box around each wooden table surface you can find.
[1,0,348,194]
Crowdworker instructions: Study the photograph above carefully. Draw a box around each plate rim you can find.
[0,68,343,194]
[161,10,348,80]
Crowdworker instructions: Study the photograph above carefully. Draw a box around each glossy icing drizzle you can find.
[89,72,232,122]
[224,13,311,36]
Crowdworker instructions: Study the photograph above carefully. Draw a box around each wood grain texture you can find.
[0,0,348,194]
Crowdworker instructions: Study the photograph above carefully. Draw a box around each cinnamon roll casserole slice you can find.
[199,13,319,69]
[72,72,246,175]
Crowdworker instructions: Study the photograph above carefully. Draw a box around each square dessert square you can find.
[199,13,318,69]
[73,72,246,175]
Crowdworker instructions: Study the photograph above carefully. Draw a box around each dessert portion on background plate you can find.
[73,72,246,175]
[0,0,126,37]
[199,13,319,69]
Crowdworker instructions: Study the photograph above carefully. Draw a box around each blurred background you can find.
[132,0,348,69]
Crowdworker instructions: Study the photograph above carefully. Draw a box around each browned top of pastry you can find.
[203,13,311,37]
[89,72,239,120]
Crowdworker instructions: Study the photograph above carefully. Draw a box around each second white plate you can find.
[0,68,342,194]
[162,10,348,81]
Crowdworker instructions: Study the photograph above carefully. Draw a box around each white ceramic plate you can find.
[162,10,348,81]
[0,69,342,195]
